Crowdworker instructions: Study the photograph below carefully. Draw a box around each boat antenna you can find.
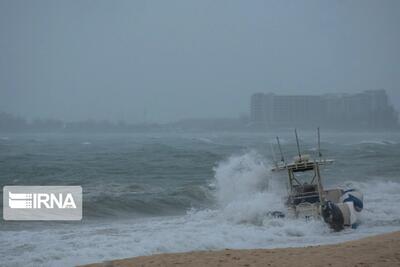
[317,127,322,159]
[294,128,302,160]
[276,136,285,163]
[270,143,278,168]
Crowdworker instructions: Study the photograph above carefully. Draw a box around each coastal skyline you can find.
[1,89,399,131]
[1,0,400,123]
[250,89,399,129]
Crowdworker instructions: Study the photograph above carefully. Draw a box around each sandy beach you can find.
[82,231,400,267]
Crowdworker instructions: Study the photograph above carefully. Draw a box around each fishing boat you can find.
[271,129,363,231]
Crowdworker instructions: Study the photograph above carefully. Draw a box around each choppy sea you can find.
[0,131,399,266]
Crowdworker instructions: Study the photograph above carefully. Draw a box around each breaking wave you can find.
[213,151,285,224]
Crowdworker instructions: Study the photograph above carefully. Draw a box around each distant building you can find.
[250,90,398,129]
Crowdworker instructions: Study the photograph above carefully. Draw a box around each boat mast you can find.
[276,136,285,164]
[317,127,322,159]
[294,128,302,160]
[270,143,278,169]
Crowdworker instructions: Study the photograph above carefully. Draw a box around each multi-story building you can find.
[250,90,398,129]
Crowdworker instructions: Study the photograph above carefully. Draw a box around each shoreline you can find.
[81,231,400,267]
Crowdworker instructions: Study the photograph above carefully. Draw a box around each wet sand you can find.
[81,231,400,267]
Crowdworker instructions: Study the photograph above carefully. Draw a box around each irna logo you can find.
[8,192,77,209]
[3,186,82,221]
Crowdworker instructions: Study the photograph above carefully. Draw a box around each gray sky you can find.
[1,0,399,123]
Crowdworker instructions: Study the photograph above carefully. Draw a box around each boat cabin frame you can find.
[286,160,324,209]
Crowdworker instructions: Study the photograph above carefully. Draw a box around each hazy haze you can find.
[1,0,399,123]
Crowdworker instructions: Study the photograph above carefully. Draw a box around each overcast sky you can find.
[0,0,399,123]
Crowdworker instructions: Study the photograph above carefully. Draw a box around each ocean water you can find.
[0,131,399,266]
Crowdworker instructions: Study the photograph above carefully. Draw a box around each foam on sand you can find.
[80,231,400,267]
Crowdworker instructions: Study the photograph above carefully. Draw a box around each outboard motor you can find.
[322,201,344,231]
[322,189,363,231]
[340,189,363,212]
